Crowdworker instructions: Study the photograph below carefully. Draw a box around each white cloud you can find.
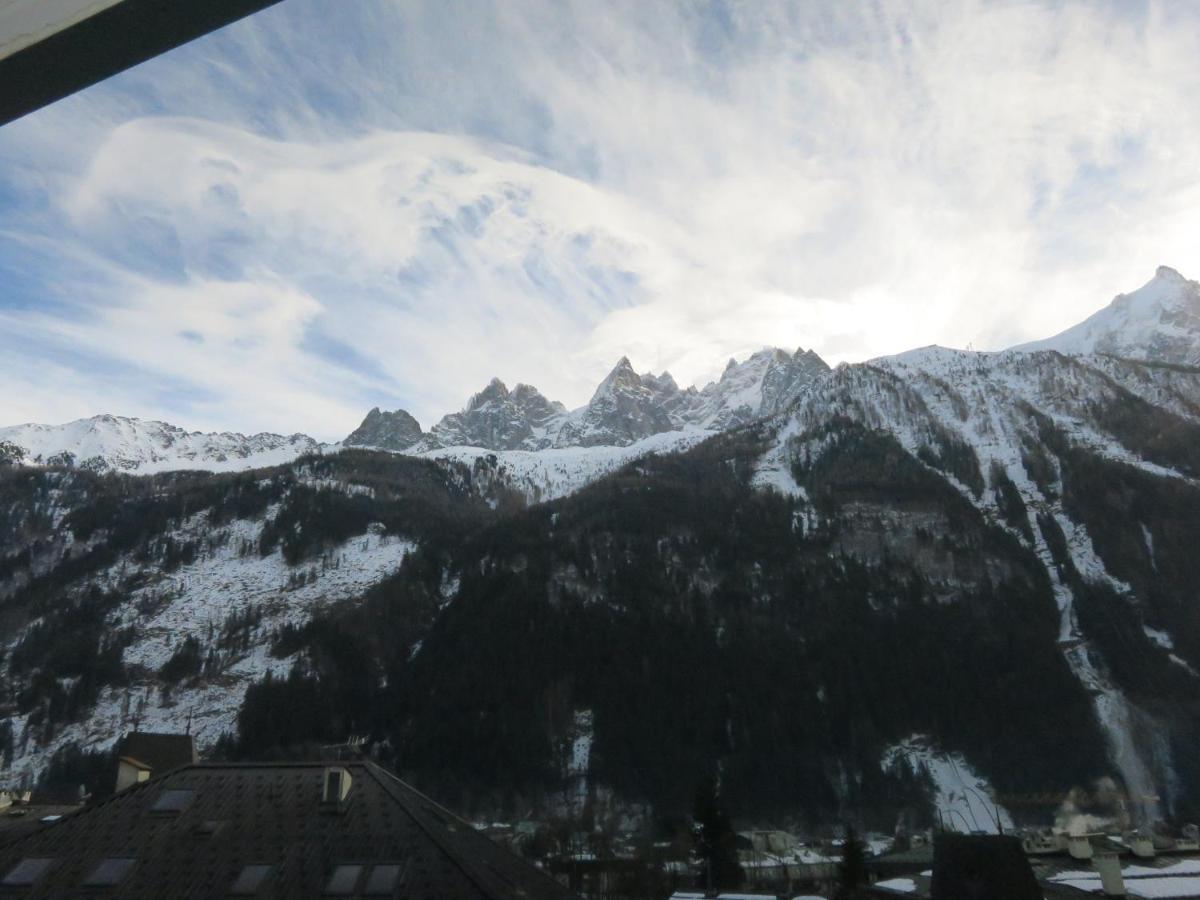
[1,0,1199,437]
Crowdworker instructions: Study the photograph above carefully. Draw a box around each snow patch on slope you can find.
[883,738,1014,834]
[0,516,413,784]
[417,427,715,504]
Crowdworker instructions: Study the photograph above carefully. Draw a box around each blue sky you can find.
[2,0,1199,439]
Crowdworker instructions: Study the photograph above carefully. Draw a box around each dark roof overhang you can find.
[0,0,284,127]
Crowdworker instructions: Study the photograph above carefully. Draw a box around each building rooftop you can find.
[929,834,1042,900]
[0,805,83,850]
[0,761,574,899]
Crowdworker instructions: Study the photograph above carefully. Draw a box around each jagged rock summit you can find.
[341,346,834,454]
[343,407,424,452]
[428,378,565,450]
[1014,265,1200,366]
[555,356,678,447]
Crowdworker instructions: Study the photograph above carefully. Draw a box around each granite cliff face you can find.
[343,407,424,451]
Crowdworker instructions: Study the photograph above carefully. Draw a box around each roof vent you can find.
[1093,850,1125,897]
[322,767,353,811]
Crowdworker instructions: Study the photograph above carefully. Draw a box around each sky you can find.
[1,0,1199,440]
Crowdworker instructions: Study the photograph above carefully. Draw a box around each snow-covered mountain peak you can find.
[422,377,564,451]
[591,356,641,399]
[469,377,512,408]
[0,415,322,474]
[1014,266,1200,366]
[677,345,831,430]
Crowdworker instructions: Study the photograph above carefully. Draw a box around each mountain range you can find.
[1,266,1199,830]
[4,268,1196,474]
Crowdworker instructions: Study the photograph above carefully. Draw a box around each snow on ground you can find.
[417,428,714,503]
[1054,860,1200,881]
[751,417,807,499]
[883,737,1013,834]
[866,836,894,856]
[0,514,413,786]
[1052,858,1200,900]
[873,878,918,894]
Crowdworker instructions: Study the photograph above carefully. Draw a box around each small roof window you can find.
[150,789,195,814]
[1,857,55,887]
[324,864,364,895]
[229,864,273,895]
[81,857,135,887]
[193,819,224,837]
[364,863,404,895]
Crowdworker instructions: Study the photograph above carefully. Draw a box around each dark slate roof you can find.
[0,761,574,899]
[930,834,1042,900]
[0,806,82,850]
[115,732,196,773]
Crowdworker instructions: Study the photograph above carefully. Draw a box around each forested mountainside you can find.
[1,267,1199,833]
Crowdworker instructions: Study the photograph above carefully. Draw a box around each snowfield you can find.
[416,427,715,503]
[883,737,1014,834]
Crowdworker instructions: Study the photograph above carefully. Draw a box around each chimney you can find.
[1093,850,1125,897]
[1129,831,1156,859]
[1068,834,1094,860]
[321,767,353,812]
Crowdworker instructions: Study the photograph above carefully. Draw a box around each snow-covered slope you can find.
[417,427,715,504]
[759,346,1200,821]
[1014,266,1200,366]
[1,506,414,779]
[884,737,1014,834]
[0,415,322,474]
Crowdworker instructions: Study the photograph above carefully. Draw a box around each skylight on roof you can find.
[193,819,224,837]
[324,864,364,895]
[1,857,55,887]
[364,863,404,895]
[150,788,195,814]
[229,864,273,895]
[81,858,135,887]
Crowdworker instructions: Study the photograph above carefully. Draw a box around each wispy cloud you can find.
[2,0,1199,438]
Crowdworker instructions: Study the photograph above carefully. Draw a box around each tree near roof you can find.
[835,823,869,900]
[691,775,743,890]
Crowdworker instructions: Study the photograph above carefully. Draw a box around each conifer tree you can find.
[691,776,743,890]
[835,823,869,900]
